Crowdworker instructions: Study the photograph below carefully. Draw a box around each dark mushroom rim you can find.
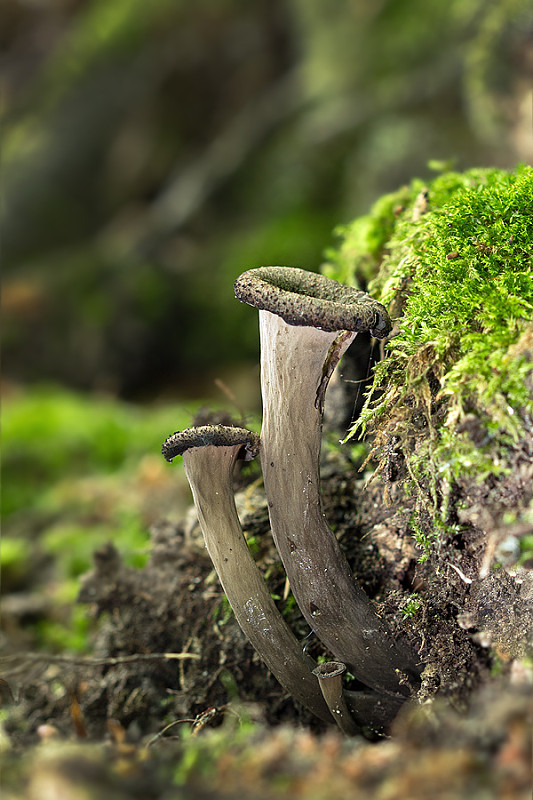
[234,266,392,337]
[162,425,260,462]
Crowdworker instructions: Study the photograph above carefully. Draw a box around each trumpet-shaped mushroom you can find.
[234,267,420,698]
[312,661,404,736]
[312,661,360,736]
[162,424,332,723]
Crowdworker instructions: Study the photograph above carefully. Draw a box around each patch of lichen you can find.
[324,164,533,542]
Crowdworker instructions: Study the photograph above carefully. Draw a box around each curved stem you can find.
[259,310,420,697]
[183,445,332,723]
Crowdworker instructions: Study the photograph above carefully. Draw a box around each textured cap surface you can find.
[162,425,260,462]
[234,266,391,337]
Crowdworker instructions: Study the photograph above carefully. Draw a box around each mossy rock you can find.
[323,164,533,683]
[325,164,533,541]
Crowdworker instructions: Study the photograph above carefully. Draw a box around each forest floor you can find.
[3,167,533,798]
[2,438,532,799]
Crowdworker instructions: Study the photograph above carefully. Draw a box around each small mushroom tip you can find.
[161,424,260,462]
[312,661,347,679]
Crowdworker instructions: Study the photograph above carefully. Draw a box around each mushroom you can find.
[312,661,403,736]
[162,424,332,723]
[234,267,420,699]
[312,662,360,736]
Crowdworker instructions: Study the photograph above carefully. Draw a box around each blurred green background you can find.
[2,0,532,649]
[4,0,533,399]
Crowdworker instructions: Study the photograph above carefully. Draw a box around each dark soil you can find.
[2,396,532,798]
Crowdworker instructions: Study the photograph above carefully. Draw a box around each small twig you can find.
[344,377,372,385]
[447,562,473,585]
[0,651,199,677]
[146,717,196,748]
[214,378,247,423]
[146,705,223,747]
[179,636,195,691]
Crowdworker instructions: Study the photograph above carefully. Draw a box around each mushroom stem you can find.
[312,662,360,736]
[163,426,332,723]
[312,662,404,736]
[258,308,419,697]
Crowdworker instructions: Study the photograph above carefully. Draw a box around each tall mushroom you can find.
[162,424,332,723]
[234,267,420,699]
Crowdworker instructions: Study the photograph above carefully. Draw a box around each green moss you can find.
[401,594,421,619]
[42,515,150,580]
[519,535,533,565]
[173,713,258,786]
[0,538,32,590]
[2,385,201,517]
[325,164,533,546]
[2,385,220,650]
[213,596,234,627]
[36,605,92,653]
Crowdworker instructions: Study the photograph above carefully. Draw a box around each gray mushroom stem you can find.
[235,267,421,699]
[312,662,404,735]
[162,425,332,723]
[312,662,360,736]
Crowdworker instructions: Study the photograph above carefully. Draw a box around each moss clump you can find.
[325,164,533,546]
[2,385,227,650]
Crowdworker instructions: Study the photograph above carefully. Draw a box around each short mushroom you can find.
[234,266,420,699]
[162,424,332,723]
[312,661,360,736]
[312,661,404,736]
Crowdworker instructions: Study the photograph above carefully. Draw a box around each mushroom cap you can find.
[162,424,260,463]
[312,661,347,680]
[234,266,392,338]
